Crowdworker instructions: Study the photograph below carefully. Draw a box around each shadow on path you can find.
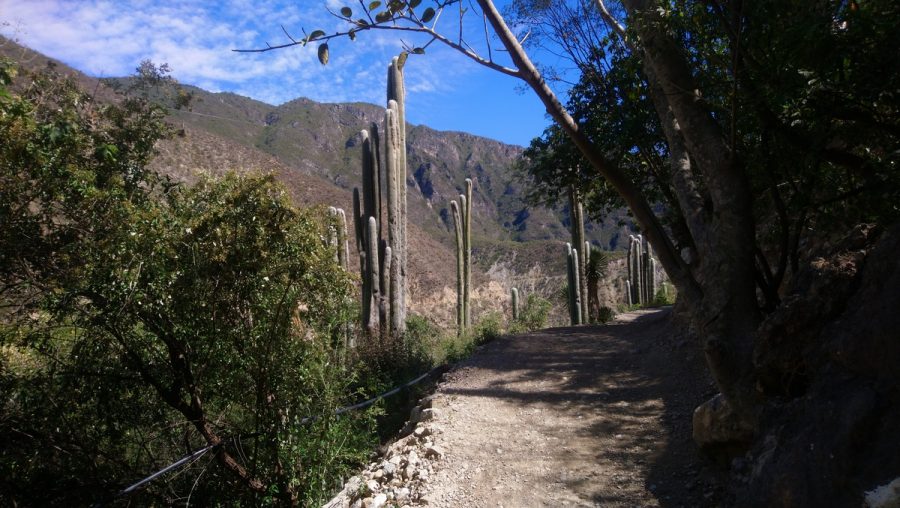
[437,308,724,507]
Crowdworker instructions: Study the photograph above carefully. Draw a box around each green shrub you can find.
[649,282,677,306]
[0,61,375,506]
[473,311,504,344]
[510,294,552,333]
[597,306,615,323]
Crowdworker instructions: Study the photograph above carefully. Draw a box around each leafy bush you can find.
[510,294,552,333]
[0,61,374,506]
[441,312,504,364]
[596,306,615,323]
[473,311,504,344]
[649,282,676,306]
[403,314,441,368]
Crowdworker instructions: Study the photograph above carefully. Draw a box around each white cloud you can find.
[0,0,546,144]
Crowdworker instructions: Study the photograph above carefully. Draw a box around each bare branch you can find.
[280,25,298,44]
[481,9,492,62]
[233,11,521,78]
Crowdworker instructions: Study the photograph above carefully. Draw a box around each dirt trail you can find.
[416,308,724,507]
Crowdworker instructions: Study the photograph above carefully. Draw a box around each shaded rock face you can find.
[732,224,900,507]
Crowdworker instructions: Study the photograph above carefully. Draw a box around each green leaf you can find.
[420,7,435,23]
[317,43,329,65]
[356,18,369,26]
[309,30,326,41]
[368,1,381,10]
[397,51,409,69]
[340,6,352,17]
[411,47,425,54]
[348,30,357,41]
[409,0,422,8]
[375,10,392,23]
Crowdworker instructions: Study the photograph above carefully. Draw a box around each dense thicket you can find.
[519,0,900,270]
[0,61,374,505]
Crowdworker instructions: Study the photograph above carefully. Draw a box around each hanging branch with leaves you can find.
[234,0,523,78]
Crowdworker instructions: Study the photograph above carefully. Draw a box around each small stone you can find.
[389,455,404,465]
[373,470,384,480]
[408,450,420,465]
[403,464,415,480]
[371,493,387,508]
[360,497,374,508]
[414,425,431,438]
[346,476,362,493]
[418,408,440,422]
[382,461,397,476]
[365,479,381,493]
[425,445,444,460]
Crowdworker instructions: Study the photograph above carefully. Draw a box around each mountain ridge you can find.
[1,35,626,327]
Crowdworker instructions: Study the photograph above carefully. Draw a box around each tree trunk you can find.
[479,0,761,426]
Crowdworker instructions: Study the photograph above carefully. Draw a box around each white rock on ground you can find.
[322,400,444,508]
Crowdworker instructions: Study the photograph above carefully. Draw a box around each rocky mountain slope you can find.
[1,36,631,327]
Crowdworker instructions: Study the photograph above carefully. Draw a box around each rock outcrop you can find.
[731,224,900,507]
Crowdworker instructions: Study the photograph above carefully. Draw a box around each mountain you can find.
[163,86,574,243]
[1,36,632,327]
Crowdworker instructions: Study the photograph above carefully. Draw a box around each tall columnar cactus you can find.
[566,242,583,325]
[626,234,659,306]
[568,186,589,323]
[352,57,410,341]
[327,206,350,271]
[450,178,473,335]
[511,287,519,321]
[387,56,408,337]
[463,178,472,328]
[450,200,464,334]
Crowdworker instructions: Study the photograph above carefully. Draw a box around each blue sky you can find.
[0,0,565,146]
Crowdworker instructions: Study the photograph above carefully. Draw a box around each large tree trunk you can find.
[479,0,762,426]
[621,0,761,424]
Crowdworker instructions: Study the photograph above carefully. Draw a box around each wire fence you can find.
[97,365,444,505]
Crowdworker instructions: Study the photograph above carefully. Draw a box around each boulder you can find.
[733,224,900,507]
[692,394,754,460]
[866,478,900,508]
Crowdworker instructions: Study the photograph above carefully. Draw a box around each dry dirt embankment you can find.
[329,308,727,507]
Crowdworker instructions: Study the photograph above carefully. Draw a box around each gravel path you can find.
[327,308,726,507]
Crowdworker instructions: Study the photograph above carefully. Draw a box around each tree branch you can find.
[233,13,521,78]
[476,0,699,302]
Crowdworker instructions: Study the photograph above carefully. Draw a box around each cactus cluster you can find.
[626,234,657,306]
[566,242,584,325]
[450,178,473,335]
[568,186,589,323]
[352,57,408,341]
